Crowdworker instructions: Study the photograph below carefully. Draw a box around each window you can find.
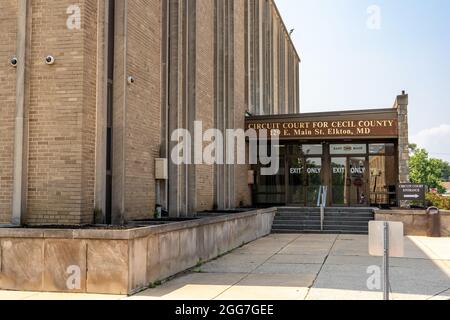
[255,146,286,205]
[369,143,395,156]
[369,144,396,206]
[302,144,323,156]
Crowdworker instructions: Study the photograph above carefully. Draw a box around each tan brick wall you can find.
[0,0,17,224]
[0,0,299,224]
[80,0,98,223]
[195,0,215,211]
[246,0,300,116]
[124,0,162,220]
[25,0,97,225]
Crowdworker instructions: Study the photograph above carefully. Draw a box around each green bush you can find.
[426,193,450,210]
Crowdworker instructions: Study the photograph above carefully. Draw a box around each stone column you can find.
[396,93,409,183]
[395,92,410,208]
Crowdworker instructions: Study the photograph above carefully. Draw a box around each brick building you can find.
[1,0,409,228]
[1,0,301,225]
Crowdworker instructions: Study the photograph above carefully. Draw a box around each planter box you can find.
[375,209,450,237]
[0,208,275,295]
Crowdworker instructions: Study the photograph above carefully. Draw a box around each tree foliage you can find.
[409,148,446,194]
[439,160,450,181]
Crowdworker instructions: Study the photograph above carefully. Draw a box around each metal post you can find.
[320,204,324,231]
[318,186,327,231]
[317,186,323,208]
[383,221,390,300]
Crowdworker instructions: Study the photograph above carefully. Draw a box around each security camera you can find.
[10,56,18,67]
[45,55,55,65]
[127,76,135,85]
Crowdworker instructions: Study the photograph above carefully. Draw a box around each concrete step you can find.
[273,223,368,230]
[277,210,375,215]
[275,216,374,221]
[272,207,374,235]
[273,222,370,229]
[278,207,375,212]
[272,229,368,235]
[275,214,374,219]
[274,216,373,221]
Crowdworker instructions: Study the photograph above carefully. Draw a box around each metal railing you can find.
[317,186,328,231]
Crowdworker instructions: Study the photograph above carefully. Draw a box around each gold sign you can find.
[245,119,398,139]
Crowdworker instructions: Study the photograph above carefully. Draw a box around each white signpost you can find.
[369,221,404,300]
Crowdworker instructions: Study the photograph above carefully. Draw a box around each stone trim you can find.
[0,208,276,294]
[0,208,276,241]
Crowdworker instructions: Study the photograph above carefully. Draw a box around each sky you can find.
[276,0,450,162]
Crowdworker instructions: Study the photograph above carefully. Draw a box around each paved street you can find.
[1,234,449,300]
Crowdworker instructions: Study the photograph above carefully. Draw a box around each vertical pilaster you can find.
[112,0,127,224]
[167,0,197,217]
[396,93,410,184]
[11,0,28,225]
[214,0,237,209]
[94,0,109,222]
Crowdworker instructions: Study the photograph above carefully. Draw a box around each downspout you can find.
[11,0,28,226]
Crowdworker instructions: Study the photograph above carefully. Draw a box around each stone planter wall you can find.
[0,208,276,295]
[375,209,450,237]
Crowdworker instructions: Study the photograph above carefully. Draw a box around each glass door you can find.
[287,146,306,205]
[287,145,323,206]
[349,157,368,206]
[331,157,369,206]
[331,157,348,206]
[305,158,322,206]
[287,146,322,207]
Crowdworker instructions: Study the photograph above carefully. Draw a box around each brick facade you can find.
[0,0,299,224]
[23,0,97,225]
[195,0,215,211]
[0,0,17,224]
[122,0,162,221]
[234,0,252,207]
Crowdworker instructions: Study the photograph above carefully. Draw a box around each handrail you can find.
[319,186,328,231]
[317,186,323,208]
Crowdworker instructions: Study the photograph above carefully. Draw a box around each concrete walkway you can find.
[1,234,449,300]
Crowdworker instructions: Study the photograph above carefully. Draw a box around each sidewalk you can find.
[1,235,449,300]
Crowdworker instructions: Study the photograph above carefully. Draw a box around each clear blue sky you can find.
[276,0,450,162]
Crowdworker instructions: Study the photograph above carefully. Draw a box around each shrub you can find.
[426,193,450,210]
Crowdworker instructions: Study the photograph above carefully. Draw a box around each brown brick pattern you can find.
[195,0,215,211]
[25,0,97,225]
[0,0,299,223]
[124,0,162,220]
[0,0,17,224]
[246,0,300,116]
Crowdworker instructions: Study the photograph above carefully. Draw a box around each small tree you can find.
[409,148,446,194]
[438,159,450,181]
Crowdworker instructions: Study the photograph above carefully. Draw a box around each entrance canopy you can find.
[245,108,404,208]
